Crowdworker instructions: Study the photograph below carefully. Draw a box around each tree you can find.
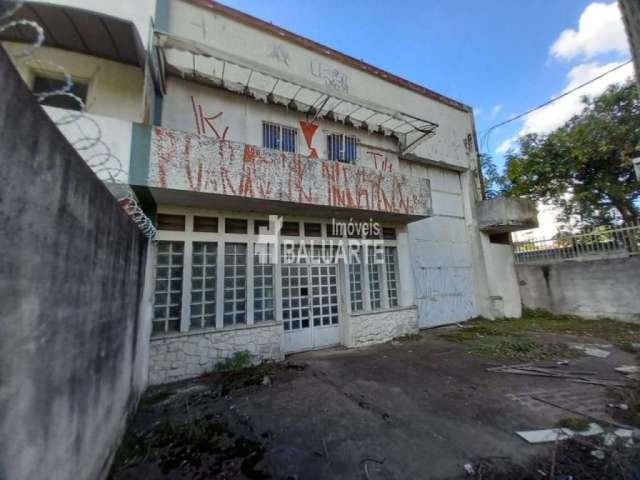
[503,82,640,228]
[480,153,504,199]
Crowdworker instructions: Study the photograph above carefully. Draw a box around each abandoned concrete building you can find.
[1,0,536,385]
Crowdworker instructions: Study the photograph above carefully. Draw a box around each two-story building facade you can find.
[1,0,536,384]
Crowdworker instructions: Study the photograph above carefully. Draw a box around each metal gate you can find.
[281,263,340,353]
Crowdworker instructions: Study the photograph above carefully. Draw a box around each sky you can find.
[219,0,634,170]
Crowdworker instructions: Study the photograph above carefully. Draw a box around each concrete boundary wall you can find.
[0,49,149,480]
[516,256,640,323]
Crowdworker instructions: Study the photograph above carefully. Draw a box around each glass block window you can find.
[348,247,364,312]
[368,246,382,309]
[311,265,339,326]
[385,246,399,308]
[223,243,247,326]
[190,242,217,330]
[281,265,310,331]
[327,133,357,163]
[153,241,184,335]
[263,122,297,153]
[253,245,274,323]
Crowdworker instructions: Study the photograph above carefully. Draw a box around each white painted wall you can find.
[165,0,475,171]
[2,42,145,122]
[481,236,522,318]
[162,77,401,171]
[44,106,132,184]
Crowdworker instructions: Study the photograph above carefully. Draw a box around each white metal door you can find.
[282,263,340,353]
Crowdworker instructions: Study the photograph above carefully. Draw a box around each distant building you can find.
[1,0,535,384]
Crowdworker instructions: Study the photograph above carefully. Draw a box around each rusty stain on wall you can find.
[149,127,431,216]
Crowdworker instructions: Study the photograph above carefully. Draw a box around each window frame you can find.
[262,121,298,153]
[326,132,358,164]
[31,71,89,111]
[152,210,402,337]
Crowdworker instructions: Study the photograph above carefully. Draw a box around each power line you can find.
[480,59,633,152]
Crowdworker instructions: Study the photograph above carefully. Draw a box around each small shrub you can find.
[216,350,252,371]
[556,417,591,431]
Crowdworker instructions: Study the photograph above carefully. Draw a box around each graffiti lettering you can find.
[150,128,431,217]
[190,96,230,140]
[310,60,349,94]
[367,150,393,173]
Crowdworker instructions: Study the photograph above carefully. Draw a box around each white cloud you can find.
[521,61,634,135]
[493,60,634,155]
[495,137,515,155]
[491,104,502,117]
[550,2,628,61]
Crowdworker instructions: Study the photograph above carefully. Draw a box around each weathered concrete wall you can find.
[2,42,146,123]
[162,77,402,172]
[149,323,283,385]
[482,237,522,318]
[149,127,432,217]
[166,1,476,171]
[347,307,418,347]
[0,49,149,480]
[476,197,538,233]
[517,257,640,322]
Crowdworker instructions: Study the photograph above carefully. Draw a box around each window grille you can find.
[263,122,297,153]
[327,133,357,163]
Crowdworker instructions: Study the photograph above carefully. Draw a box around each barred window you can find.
[253,245,274,322]
[190,242,217,330]
[367,246,382,309]
[263,122,297,153]
[385,246,399,307]
[223,243,247,326]
[327,133,357,163]
[349,246,364,311]
[153,241,184,335]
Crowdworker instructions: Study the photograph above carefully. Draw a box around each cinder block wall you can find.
[516,256,640,323]
[0,49,149,480]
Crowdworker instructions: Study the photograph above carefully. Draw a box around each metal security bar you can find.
[513,222,640,264]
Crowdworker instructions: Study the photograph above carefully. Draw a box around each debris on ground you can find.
[487,363,628,387]
[516,428,572,444]
[570,344,611,358]
[466,436,640,479]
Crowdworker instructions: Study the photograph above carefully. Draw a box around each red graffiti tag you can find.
[190,96,230,140]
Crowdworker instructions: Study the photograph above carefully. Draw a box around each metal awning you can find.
[154,31,438,147]
[0,2,145,67]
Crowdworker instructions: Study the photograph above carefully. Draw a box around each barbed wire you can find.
[0,2,156,240]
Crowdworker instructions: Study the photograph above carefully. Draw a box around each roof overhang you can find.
[0,1,145,67]
[154,31,438,148]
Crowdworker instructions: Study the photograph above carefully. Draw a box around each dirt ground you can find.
[111,327,639,480]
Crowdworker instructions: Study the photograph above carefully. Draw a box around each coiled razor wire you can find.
[0,2,156,239]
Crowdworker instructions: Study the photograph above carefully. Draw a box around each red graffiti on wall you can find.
[152,128,426,216]
[367,150,393,172]
[299,121,319,159]
[190,96,230,140]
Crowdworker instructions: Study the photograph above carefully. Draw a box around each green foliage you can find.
[480,153,505,198]
[216,350,252,371]
[503,82,640,228]
[556,417,591,431]
[438,308,640,361]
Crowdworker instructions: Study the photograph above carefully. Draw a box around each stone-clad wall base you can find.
[350,307,418,347]
[149,323,283,385]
